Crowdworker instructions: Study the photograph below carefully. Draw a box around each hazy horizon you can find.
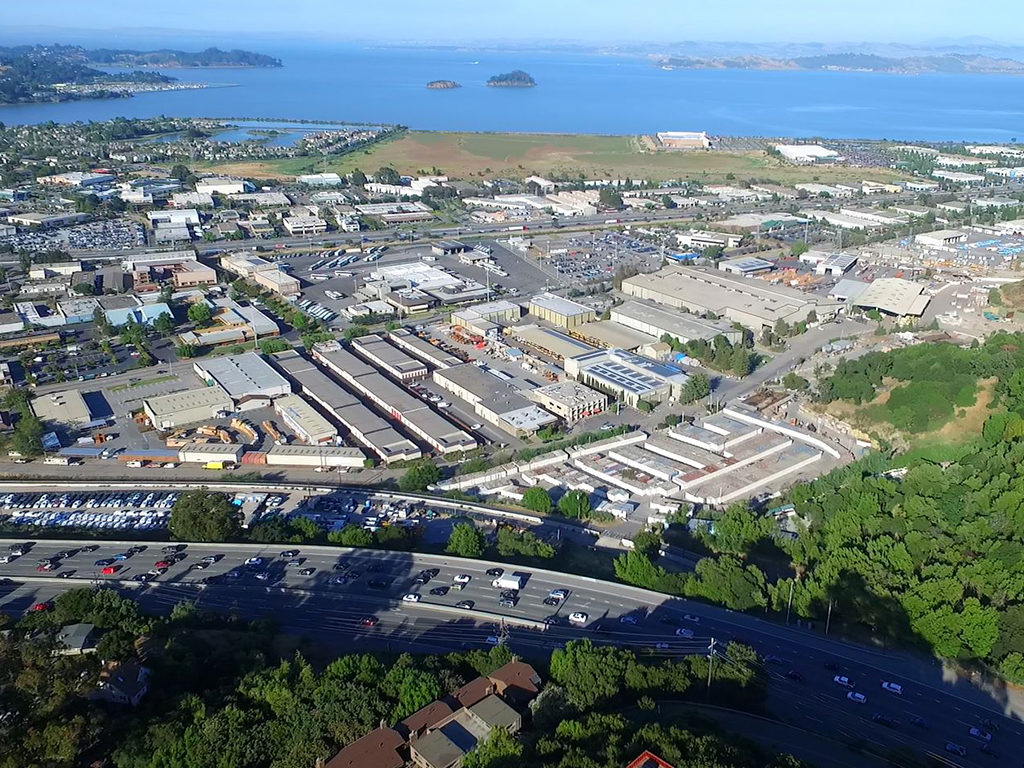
[1,0,1022,48]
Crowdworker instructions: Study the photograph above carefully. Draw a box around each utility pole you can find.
[785,580,795,625]
[825,599,834,636]
[706,637,717,692]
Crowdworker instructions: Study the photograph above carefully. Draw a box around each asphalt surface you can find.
[1,538,1022,766]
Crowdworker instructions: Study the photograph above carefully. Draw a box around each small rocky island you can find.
[426,80,461,89]
[486,70,536,87]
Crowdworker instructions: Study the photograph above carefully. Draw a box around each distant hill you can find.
[657,52,1024,75]
[487,70,536,87]
[82,47,283,69]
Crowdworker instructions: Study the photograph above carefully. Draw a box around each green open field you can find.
[199,131,910,185]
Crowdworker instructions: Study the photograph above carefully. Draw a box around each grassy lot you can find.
[108,374,177,393]
[200,130,911,185]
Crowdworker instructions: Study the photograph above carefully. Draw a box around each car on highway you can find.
[244,557,265,567]
[430,586,449,596]
[569,612,589,625]
[368,579,390,589]
[255,571,271,581]
[453,574,472,585]
[909,716,928,729]
[148,568,165,577]
[548,588,569,600]
[31,601,52,612]
[414,570,434,584]
[298,567,316,576]
[455,600,474,610]
[280,550,299,558]
[153,560,171,569]
[485,636,501,645]
[94,558,114,567]
[200,555,219,565]
[286,559,304,568]
[57,570,75,578]
[192,561,210,570]
[675,628,694,638]
[132,573,154,582]
[881,681,903,695]
[846,692,867,704]
[542,596,560,606]
[498,597,517,608]
[485,568,503,577]
[81,545,99,553]
[833,675,854,688]
[402,593,421,603]
[946,743,967,757]
[682,614,700,623]
[332,575,348,585]
[784,670,803,682]
[619,614,639,625]
[871,713,896,728]
[0,555,16,564]
[360,616,379,627]
[100,565,121,575]
[969,727,992,743]
[36,562,57,572]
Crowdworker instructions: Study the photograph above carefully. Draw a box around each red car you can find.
[31,601,52,612]
[36,562,57,572]
[101,565,121,575]
[360,616,379,627]
[153,560,171,569]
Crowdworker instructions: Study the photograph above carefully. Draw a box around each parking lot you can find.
[0,489,180,534]
[0,218,145,252]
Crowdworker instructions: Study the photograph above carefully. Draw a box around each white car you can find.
[548,588,570,600]
[833,675,854,688]
[402,593,421,603]
[655,642,670,650]
[846,692,867,704]
[245,557,264,567]
[485,636,501,645]
[675,628,694,639]
[453,574,472,585]
[568,612,589,625]
[683,614,700,623]
[881,681,903,695]
[969,727,992,743]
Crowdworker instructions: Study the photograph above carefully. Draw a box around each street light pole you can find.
[706,637,717,692]
[785,580,794,625]
[825,599,834,635]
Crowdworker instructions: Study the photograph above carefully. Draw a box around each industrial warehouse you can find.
[432,363,559,437]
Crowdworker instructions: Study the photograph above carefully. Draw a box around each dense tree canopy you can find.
[168,490,241,541]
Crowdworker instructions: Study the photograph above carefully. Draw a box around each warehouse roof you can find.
[853,278,930,317]
[611,299,739,342]
[531,379,605,406]
[818,253,859,271]
[528,292,595,318]
[509,324,596,360]
[574,320,656,350]
[830,279,870,301]
[193,353,290,399]
[143,386,232,418]
[570,349,688,397]
[274,394,336,440]
[351,334,428,377]
[32,389,92,425]
[266,444,363,460]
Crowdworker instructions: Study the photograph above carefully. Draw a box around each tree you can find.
[350,169,368,187]
[258,338,290,354]
[376,166,401,185]
[496,528,556,558]
[549,639,631,709]
[176,342,198,359]
[462,727,524,768]
[558,490,592,520]
[731,346,754,376]
[153,312,176,337]
[398,460,441,492]
[328,524,374,548]
[170,163,193,182]
[790,241,809,257]
[632,527,662,558]
[782,372,808,390]
[10,412,44,456]
[680,373,711,403]
[92,306,112,337]
[598,187,623,209]
[521,486,553,515]
[187,302,213,327]
[446,522,486,558]
[168,490,241,541]
[661,194,677,209]
[72,282,95,295]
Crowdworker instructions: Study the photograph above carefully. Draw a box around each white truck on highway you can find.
[492,573,526,591]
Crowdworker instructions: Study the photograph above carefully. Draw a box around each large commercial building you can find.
[143,386,232,430]
[351,334,428,382]
[852,278,930,318]
[563,349,689,406]
[621,266,840,331]
[529,380,607,425]
[263,444,364,468]
[528,292,598,329]
[220,253,277,278]
[314,341,476,455]
[31,390,94,426]
[252,268,301,298]
[271,350,421,464]
[508,324,595,362]
[273,394,337,444]
[195,178,249,195]
[171,260,217,288]
[432,364,558,437]
[451,300,522,336]
[388,328,463,369]
[193,353,291,411]
[610,299,742,345]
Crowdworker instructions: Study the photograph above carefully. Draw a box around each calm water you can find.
[2,45,1024,141]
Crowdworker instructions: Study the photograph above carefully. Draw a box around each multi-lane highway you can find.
[1,537,1021,766]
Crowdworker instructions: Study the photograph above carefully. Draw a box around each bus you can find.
[310,273,330,281]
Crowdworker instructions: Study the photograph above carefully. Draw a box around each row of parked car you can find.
[0,491,179,511]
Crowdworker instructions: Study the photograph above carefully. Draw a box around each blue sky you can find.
[4,0,1023,44]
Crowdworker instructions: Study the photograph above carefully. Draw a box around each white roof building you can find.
[775,144,842,164]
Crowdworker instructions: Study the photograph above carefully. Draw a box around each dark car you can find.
[81,545,100,553]
[368,579,389,589]
[360,616,379,627]
[57,569,75,578]
[543,596,560,606]
[909,716,928,729]
[94,558,114,567]
[455,600,474,610]
[280,550,299,558]
[429,586,450,596]
[871,713,897,728]
[784,670,803,682]
[414,571,432,584]
[332,562,347,571]
[485,567,504,577]
[162,544,186,553]
[298,567,316,576]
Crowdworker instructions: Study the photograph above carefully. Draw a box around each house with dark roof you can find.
[323,727,405,768]
[56,622,96,655]
[94,660,149,706]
